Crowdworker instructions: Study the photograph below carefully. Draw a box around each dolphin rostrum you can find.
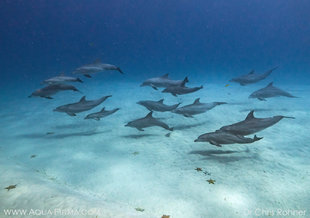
[219,110,295,136]
[140,74,189,90]
[125,111,173,131]
[29,83,81,99]
[42,74,83,84]
[194,131,263,147]
[162,79,203,97]
[230,67,277,86]
[53,95,112,116]
[172,98,226,117]
[84,107,119,121]
[137,99,180,112]
[72,59,123,78]
[249,82,297,101]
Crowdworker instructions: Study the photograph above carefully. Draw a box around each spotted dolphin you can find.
[140,74,189,90]
[42,74,83,84]
[72,59,123,78]
[230,67,277,86]
[172,98,226,117]
[249,82,297,101]
[137,99,180,112]
[194,131,263,147]
[162,79,203,97]
[29,83,81,99]
[53,95,111,116]
[125,111,173,131]
[219,110,295,136]
[84,107,119,121]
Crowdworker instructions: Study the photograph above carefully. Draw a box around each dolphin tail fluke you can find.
[168,127,174,131]
[199,85,203,89]
[254,135,263,141]
[77,78,83,83]
[117,67,124,74]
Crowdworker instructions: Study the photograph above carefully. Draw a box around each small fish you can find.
[135,208,145,212]
[162,215,170,218]
[195,168,202,172]
[5,184,17,191]
[30,154,37,159]
[132,152,139,155]
[46,132,54,135]
[225,84,230,87]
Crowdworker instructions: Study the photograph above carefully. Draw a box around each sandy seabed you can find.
[0,80,309,218]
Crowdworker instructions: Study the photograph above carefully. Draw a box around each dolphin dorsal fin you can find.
[248,70,255,75]
[266,82,273,87]
[193,98,200,104]
[161,73,169,78]
[158,99,164,103]
[245,110,255,120]
[145,111,153,118]
[100,107,106,112]
[79,96,86,102]
[93,58,101,64]
[180,77,187,87]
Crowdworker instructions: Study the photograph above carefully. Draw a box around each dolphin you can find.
[172,98,227,117]
[29,83,81,99]
[84,107,119,121]
[162,79,203,97]
[72,59,123,78]
[194,131,263,147]
[140,74,189,90]
[219,110,295,136]
[42,74,83,84]
[137,99,180,112]
[125,111,173,131]
[230,67,277,86]
[53,95,111,116]
[249,82,297,101]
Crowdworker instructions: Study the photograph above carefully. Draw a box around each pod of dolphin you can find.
[29,62,297,148]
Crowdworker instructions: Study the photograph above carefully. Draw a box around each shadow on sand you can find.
[121,134,157,139]
[17,130,110,139]
[189,148,259,163]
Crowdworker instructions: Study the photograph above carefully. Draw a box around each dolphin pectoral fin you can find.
[172,93,177,97]
[66,112,76,116]
[210,141,222,147]
[137,128,144,131]
[184,114,194,118]
[44,96,53,99]
[151,85,158,90]
[258,98,266,101]
[84,74,92,78]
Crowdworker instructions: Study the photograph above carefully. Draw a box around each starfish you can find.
[5,184,17,191]
[195,167,202,172]
[207,179,215,184]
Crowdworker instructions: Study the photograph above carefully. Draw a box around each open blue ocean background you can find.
[1,0,309,88]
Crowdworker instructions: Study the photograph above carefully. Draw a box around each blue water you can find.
[1,1,310,217]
